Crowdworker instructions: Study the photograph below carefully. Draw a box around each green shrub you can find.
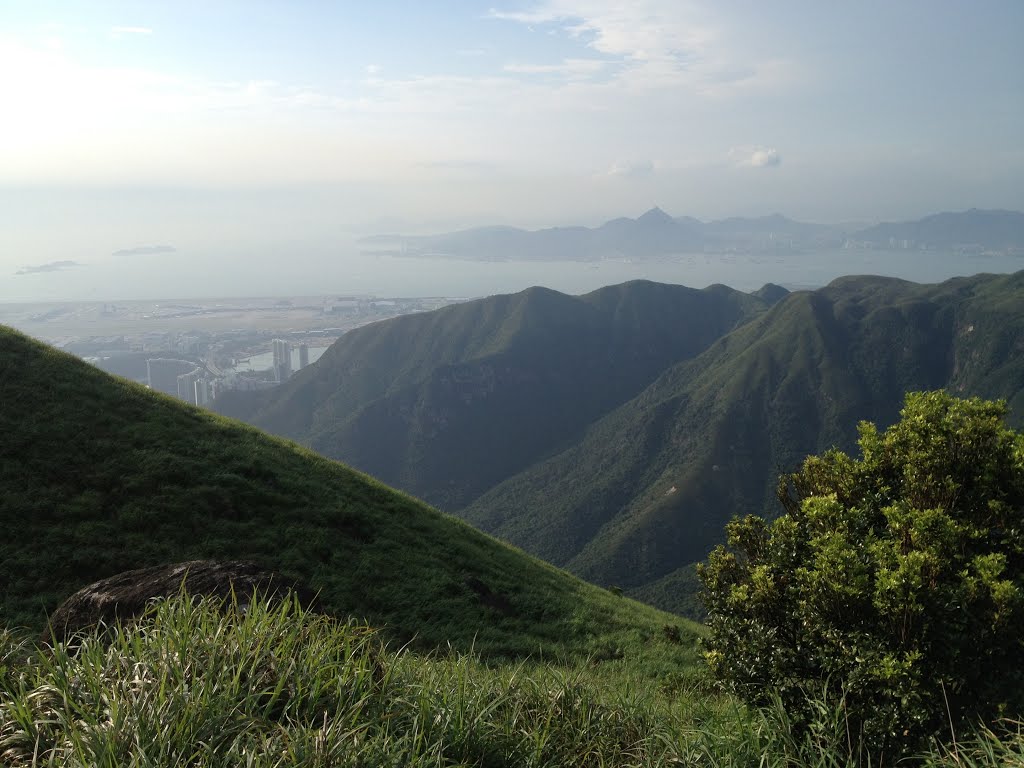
[699,391,1024,758]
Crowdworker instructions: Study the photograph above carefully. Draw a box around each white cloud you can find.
[730,145,781,168]
[111,26,153,37]
[0,8,794,191]
[0,39,424,185]
[605,159,655,178]
[750,147,781,167]
[503,57,614,79]
[490,0,780,96]
[491,1,714,62]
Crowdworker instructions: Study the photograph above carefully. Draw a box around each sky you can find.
[1,1,1023,299]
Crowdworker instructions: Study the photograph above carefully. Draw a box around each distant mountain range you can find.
[218,270,1024,616]
[361,208,1024,261]
[852,209,1024,250]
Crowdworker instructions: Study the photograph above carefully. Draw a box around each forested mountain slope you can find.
[220,280,776,510]
[462,271,1024,612]
[218,271,1024,616]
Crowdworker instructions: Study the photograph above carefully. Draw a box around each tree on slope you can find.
[699,391,1024,756]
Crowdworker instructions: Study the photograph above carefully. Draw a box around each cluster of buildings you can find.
[146,338,313,407]
[146,358,214,406]
[842,237,922,250]
[63,295,461,410]
[272,339,310,383]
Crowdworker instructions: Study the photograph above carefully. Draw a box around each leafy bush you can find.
[699,391,1024,757]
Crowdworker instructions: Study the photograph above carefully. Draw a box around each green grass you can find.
[1,595,1020,767]
[5,285,1024,765]
[0,596,696,767]
[0,323,700,668]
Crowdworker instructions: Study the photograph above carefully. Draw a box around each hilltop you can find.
[0,325,699,664]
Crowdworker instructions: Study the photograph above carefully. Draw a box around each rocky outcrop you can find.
[45,560,317,644]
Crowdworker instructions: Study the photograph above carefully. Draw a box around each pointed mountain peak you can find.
[753,283,790,305]
[636,206,675,225]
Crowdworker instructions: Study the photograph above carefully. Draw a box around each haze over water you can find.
[2,2,1022,305]
[3,243,1020,304]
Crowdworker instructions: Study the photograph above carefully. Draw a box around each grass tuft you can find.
[0,595,1019,767]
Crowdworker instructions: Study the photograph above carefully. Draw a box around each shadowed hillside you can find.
[462,271,1024,613]
[213,271,1024,617]
[0,325,699,661]
[219,280,776,510]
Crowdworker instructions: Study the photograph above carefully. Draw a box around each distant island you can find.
[15,260,83,275]
[361,208,1024,262]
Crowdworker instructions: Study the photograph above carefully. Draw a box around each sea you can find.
[230,346,328,373]
[2,243,1021,304]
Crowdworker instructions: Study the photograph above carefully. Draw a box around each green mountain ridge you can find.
[220,280,776,510]
[0,325,699,662]
[215,270,1024,617]
[464,271,1024,612]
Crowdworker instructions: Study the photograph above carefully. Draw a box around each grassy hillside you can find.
[462,271,1024,614]
[3,594,1019,766]
[5,310,1023,765]
[219,280,774,511]
[0,325,699,665]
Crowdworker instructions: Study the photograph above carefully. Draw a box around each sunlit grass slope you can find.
[3,596,1019,767]
[0,325,698,665]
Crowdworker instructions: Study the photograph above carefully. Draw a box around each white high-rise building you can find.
[298,343,310,370]
[272,339,292,382]
[176,368,202,403]
[194,377,211,406]
[147,358,196,396]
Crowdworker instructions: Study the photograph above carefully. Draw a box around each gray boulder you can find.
[45,560,317,644]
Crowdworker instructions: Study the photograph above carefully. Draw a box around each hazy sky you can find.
[2,1,1023,299]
